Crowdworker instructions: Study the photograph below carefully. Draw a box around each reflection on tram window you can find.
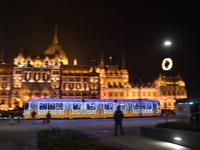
[39,103,47,110]
[119,103,125,109]
[104,103,113,109]
[56,103,63,110]
[48,103,55,110]
[87,103,96,110]
[73,103,81,110]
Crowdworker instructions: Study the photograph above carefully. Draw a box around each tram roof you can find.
[28,98,82,102]
[117,99,159,102]
[27,98,159,103]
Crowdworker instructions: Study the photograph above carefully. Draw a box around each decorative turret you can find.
[73,57,77,65]
[53,25,59,44]
[121,53,126,70]
[44,25,68,65]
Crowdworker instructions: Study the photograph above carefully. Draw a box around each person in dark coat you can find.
[114,106,124,136]
[31,111,37,124]
[46,111,51,123]
[9,111,14,125]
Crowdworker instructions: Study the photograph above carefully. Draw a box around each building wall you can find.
[0,29,187,110]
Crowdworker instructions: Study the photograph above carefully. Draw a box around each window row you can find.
[108,92,157,97]
[162,91,186,96]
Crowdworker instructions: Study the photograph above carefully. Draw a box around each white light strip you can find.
[174,137,181,141]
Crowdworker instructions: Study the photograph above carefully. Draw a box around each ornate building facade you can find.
[0,27,187,110]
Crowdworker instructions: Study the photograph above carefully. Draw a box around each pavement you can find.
[0,117,194,150]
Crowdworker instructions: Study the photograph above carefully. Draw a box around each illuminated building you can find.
[0,27,187,110]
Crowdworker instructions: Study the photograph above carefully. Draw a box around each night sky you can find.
[0,1,200,98]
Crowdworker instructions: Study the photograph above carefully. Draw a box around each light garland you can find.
[103,110,114,114]
[24,98,160,116]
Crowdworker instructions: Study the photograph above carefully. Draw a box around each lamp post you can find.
[163,41,176,109]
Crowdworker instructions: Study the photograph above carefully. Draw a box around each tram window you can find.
[133,102,140,109]
[118,103,125,109]
[128,103,132,109]
[73,103,81,110]
[141,103,145,109]
[104,103,113,109]
[87,103,96,110]
[39,103,47,110]
[56,103,63,110]
[48,103,55,110]
[99,104,103,109]
[24,103,29,110]
[30,103,36,110]
[153,103,157,109]
[145,103,152,109]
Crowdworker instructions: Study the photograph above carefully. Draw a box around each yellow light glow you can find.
[162,58,173,71]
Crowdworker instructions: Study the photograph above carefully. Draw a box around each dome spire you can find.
[53,25,59,44]
[121,53,126,69]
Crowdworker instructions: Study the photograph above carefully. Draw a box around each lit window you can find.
[15,71,22,74]
[2,77,7,81]
[2,82,7,88]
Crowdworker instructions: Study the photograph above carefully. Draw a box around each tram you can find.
[23,98,161,118]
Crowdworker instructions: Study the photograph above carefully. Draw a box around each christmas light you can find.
[24,98,161,116]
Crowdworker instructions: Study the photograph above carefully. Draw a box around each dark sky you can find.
[0,1,200,98]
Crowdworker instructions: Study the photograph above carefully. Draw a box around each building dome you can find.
[44,26,68,65]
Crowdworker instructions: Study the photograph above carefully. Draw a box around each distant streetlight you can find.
[164,41,171,46]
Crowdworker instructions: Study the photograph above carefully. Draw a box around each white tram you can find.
[23,98,161,118]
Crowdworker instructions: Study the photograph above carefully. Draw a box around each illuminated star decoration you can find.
[100,88,110,99]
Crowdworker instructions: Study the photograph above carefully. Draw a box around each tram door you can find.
[98,103,104,117]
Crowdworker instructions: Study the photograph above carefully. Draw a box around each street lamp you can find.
[163,41,176,109]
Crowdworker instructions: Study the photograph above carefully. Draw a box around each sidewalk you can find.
[0,119,193,150]
[87,130,193,150]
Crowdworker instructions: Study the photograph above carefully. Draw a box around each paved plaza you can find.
[0,117,193,150]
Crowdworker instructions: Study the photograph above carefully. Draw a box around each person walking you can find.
[31,111,37,124]
[46,111,51,124]
[114,105,124,136]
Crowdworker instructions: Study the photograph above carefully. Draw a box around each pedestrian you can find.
[9,111,14,125]
[46,111,51,124]
[16,110,22,123]
[113,105,124,136]
[31,111,37,124]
